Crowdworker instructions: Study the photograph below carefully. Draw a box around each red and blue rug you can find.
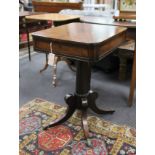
[19,98,136,155]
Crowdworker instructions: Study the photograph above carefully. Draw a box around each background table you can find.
[19,11,49,61]
[26,13,80,86]
[26,13,80,26]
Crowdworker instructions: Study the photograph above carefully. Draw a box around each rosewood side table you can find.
[32,23,127,138]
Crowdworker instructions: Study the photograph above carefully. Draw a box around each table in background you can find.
[19,11,49,61]
[26,13,80,86]
[32,1,83,13]
[26,13,80,25]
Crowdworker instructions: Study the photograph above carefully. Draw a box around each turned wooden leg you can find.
[119,56,127,80]
[82,108,89,138]
[52,55,61,87]
[66,59,76,72]
[40,53,49,73]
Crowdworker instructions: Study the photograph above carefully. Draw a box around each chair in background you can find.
[32,1,83,13]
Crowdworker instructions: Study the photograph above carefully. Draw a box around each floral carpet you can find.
[19,98,136,155]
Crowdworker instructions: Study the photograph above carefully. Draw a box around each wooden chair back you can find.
[32,1,83,13]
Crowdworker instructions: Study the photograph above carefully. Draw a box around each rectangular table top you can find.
[26,13,80,22]
[32,23,126,45]
[32,23,127,61]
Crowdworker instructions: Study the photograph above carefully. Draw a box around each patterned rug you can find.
[19,98,136,155]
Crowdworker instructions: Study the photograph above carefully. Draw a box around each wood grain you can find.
[32,1,83,13]
[32,23,127,61]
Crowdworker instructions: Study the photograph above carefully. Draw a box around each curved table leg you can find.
[89,90,115,114]
[40,53,49,73]
[65,59,76,72]
[82,109,89,138]
[80,98,89,138]
[43,61,115,139]
[44,94,76,130]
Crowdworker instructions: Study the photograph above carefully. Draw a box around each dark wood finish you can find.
[118,40,135,80]
[31,16,136,106]
[19,41,33,49]
[33,23,127,138]
[19,12,47,30]
[32,23,127,62]
[32,1,83,13]
[44,61,115,138]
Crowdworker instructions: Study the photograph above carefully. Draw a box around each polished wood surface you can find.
[32,23,127,61]
[32,1,83,13]
[33,23,126,44]
[26,13,80,21]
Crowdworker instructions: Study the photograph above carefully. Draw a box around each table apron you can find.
[33,31,126,62]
